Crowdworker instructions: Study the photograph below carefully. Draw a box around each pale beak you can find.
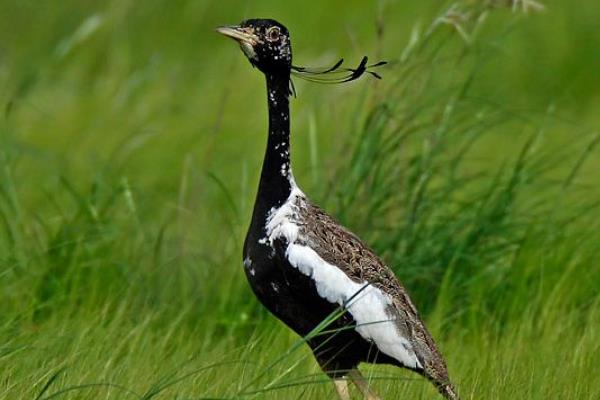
[216,25,260,45]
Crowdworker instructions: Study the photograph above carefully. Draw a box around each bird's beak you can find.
[216,25,260,46]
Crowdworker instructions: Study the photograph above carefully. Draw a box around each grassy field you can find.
[1,1,599,399]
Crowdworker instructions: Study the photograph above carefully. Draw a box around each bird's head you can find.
[217,19,292,74]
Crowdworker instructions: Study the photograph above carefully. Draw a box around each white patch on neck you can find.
[265,183,304,246]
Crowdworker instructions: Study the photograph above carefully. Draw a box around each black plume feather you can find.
[291,56,387,84]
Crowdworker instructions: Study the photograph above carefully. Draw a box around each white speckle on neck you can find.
[269,90,278,106]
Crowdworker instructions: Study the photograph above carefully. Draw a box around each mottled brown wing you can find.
[296,202,397,284]
[296,200,452,387]
[296,201,416,305]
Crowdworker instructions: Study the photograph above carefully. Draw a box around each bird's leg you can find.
[333,378,350,400]
[348,369,381,400]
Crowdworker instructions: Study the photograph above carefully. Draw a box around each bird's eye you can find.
[266,27,280,42]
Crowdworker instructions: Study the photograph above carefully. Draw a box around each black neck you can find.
[251,71,294,222]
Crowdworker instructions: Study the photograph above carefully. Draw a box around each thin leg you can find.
[333,378,350,400]
[348,369,381,400]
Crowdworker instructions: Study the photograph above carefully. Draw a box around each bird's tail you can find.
[437,383,459,400]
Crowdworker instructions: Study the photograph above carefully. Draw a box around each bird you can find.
[217,19,458,400]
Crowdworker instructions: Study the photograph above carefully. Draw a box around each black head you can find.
[217,19,292,74]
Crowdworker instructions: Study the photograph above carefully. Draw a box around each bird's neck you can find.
[254,71,295,217]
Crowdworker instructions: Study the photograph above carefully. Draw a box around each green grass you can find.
[1,0,599,399]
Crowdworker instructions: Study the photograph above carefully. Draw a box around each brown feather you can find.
[292,197,457,396]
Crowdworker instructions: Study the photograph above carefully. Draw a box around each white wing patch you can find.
[287,244,422,369]
[265,188,422,370]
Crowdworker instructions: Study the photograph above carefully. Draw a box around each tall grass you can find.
[0,0,599,399]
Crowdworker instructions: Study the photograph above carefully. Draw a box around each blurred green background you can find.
[0,1,599,399]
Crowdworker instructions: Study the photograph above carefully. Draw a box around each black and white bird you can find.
[217,19,458,400]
